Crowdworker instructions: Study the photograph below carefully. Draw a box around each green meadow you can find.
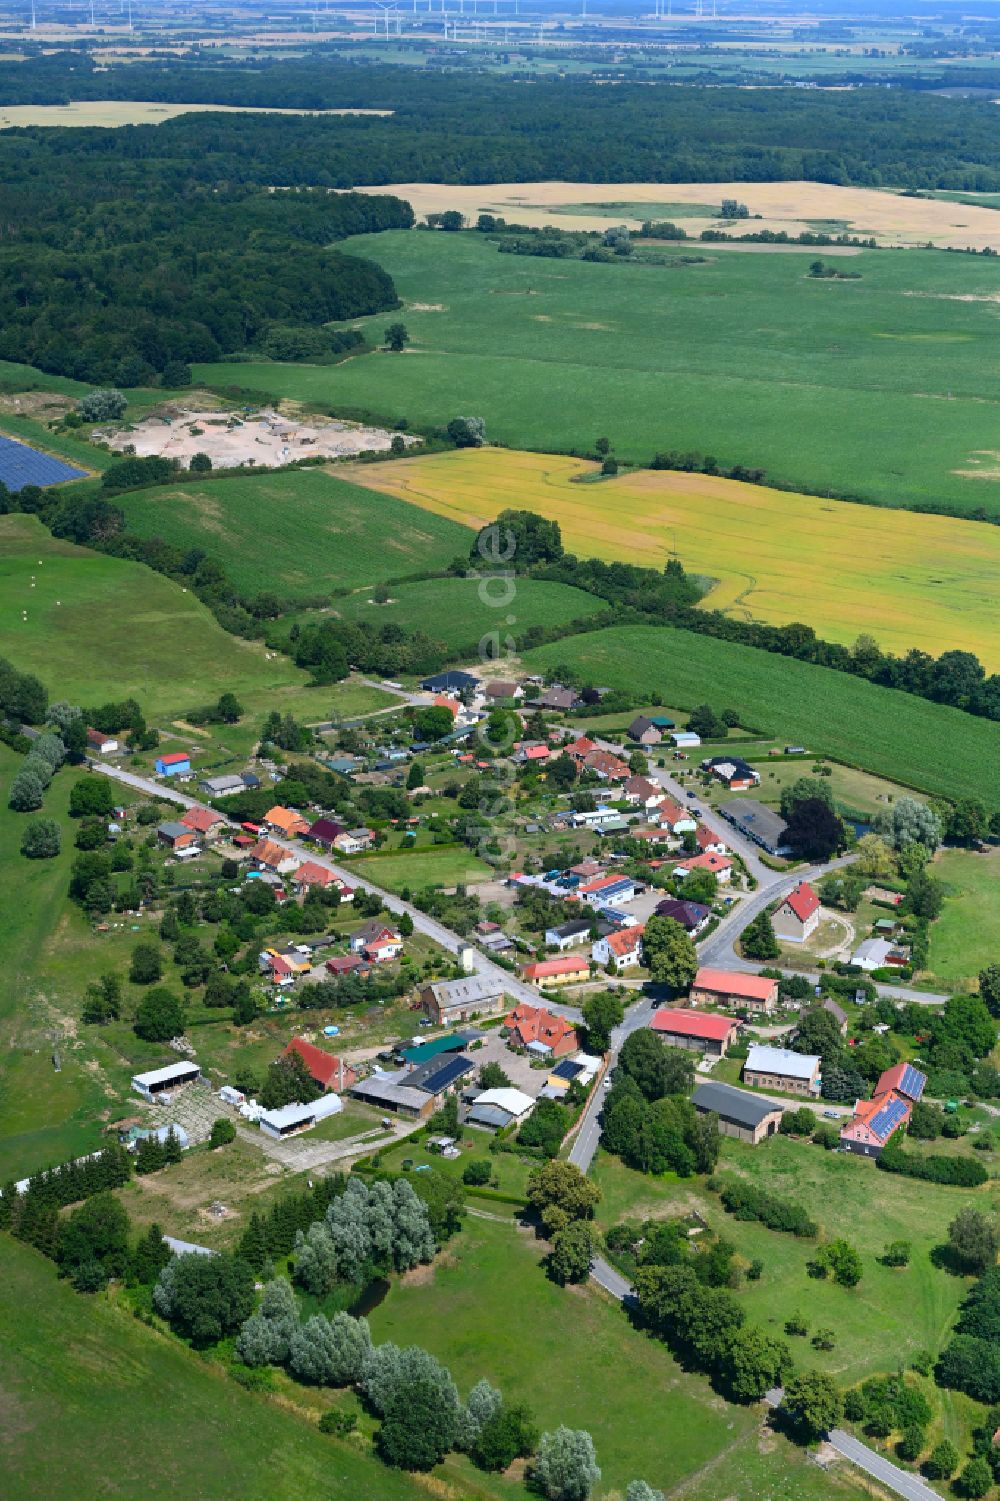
[525,624,1000,808]
[367,1211,869,1500]
[334,574,604,651]
[118,467,474,600]
[197,230,1000,519]
[0,513,328,721]
[926,847,1000,991]
[0,1238,426,1501]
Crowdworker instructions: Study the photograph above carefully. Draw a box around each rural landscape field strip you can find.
[117,468,474,599]
[196,229,1000,517]
[525,625,1000,807]
[350,448,1000,664]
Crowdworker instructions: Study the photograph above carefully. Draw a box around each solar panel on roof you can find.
[416,1054,472,1094]
[870,1097,909,1139]
[552,1059,584,1081]
[0,435,85,491]
[900,1064,925,1100]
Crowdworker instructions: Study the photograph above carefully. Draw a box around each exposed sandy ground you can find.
[0,100,391,129]
[349,179,1000,249]
[102,407,419,469]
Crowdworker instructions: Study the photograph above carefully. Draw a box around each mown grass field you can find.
[367,1212,869,1500]
[524,625,1000,807]
[118,468,474,600]
[926,847,1000,991]
[592,1137,986,1435]
[197,229,1000,519]
[342,846,494,891]
[334,573,604,652]
[0,513,330,721]
[0,1237,426,1501]
[352,447,1000,665]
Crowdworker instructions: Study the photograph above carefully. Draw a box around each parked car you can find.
[823,1109,840,1119]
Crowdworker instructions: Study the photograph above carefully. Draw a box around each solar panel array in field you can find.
[871,1096,909,1140]
[0,435,85,491]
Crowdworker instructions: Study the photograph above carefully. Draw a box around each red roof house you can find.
[772,881,821,943]
[291,860,337,889]
[874,1061,927,1102]
[565,736,596,763]
[180,805,226,838]
[840,1090,912,1158]
[673,851,733,884]
[650,1008,740,1055]
[520,955,590,987]
[504,1003,579,1057]
[283,1037,357,1093]
[689,968,778,1014]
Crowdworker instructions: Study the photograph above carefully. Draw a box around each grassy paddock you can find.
[197,230,1000,520]
[352,447,1000,666]
[926,847,1000,991]
[342,846,494,891]
[117,467,473,600]
[0,1236,425,1501]
[524,625,1000,808]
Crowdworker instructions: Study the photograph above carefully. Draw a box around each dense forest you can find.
[0,185,410,382]
[6,54,1000,188]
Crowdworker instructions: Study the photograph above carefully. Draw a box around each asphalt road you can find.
[94,762,552,1009]
[828,1429,944,1501]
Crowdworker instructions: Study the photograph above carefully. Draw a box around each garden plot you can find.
[103,407,418,470]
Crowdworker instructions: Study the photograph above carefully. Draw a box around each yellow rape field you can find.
[348,448,1000,667]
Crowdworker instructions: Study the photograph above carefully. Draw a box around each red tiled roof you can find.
[265,805,309,835]
[652,798,688,824]
[504,1003,578,1048]
[283,1038,353,1090]
[252,838,293,869]
[566,736,596,759]
[158,752,189,766]
[606,925,644,957]
[842,1089,912,1144]
[521,956,589,980]
[651,1008,737,1042]
[676,852,732,873]
[695,824,723,850]
[693,968,777,1002]
[783,881,820,923]
[292,860,335,887]
[583,750,629,778]
[433,695,460,716]
[180,806,224,833]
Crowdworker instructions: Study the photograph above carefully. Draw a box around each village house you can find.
[520,955,590,988]
[839,1066,926,1159]
[325,954,372,979]
[622,775,663,810]
[515,741,551,764]
[743,1044,821,1096]
[290,860,344,893]
[87,728,119,755]
[179,805,226,842]
[701,756,760,791]
[307,817,346,849]
[694,825,728,855]
[852,936,909,971]
[199,773,244,797]
[821,997,849,1035]
[772,881,821,943]
[692,1081,784,1145]
[504,1003,579,1058]
[250,837,299,875]
[334,828,374,855]
[264,805,310,838]
[282,1037,357,1094]
[565,735,597,763]
[654,897,712,935]
[690,967,779,1014]
[578,873,638,909]
[483,680,522,701]
[627,714,662,746]
[545,918,595,951]
[673,851,733,885]
[650,1008,740,1058]
[421,669,478,695]
[349,918,402,962]
[156,820,198,853]
[583,748,631,782]
[593,924,644,971]
[420,975,507,1026]
[649,798,697,836]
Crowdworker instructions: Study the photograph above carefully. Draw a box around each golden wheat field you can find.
[348,449,1000,666]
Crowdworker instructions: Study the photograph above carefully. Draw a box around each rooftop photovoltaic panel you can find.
[415,1054,472,1094]
[552,1059,584,1081]
[870,1097,909,1139]
[900,1064,926,1101]
[0,435,85,492]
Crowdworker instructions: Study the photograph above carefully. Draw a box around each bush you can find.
[78,388,127,422]
[319,1409,358,1436]
[20,817,61,858]
[210,1118,236,1149]
[716,1178,817,1238]
[924,1439,960,1480]
[462,1160,492,1187]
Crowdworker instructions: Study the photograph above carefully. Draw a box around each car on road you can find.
[823,1109,840,1119]
[686,791,697,800]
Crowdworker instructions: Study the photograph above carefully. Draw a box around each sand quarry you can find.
[103,408,419,470]
[351,179,1000,251]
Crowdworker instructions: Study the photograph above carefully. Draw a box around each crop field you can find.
[117,468,474,600]
[367,1212,869,1501]
[348,179,1000,248]
[334,574,604,652]
[0,513,329,721]
[0,100,393,128]
[195,229,1000,521]
[0,1238,426,1501]
[926,847,1000,991]
[350,448,1000,665]
[524,625,1000,808]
